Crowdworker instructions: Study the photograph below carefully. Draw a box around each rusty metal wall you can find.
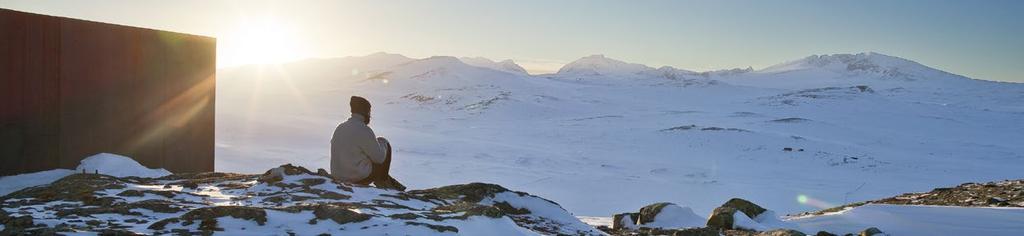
[0,8,215,175]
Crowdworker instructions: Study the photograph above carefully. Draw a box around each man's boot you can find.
[374,176,406,191]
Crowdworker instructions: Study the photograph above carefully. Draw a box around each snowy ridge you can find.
[459,57,529,75]
[556,54,653,77]
[748,52,973,87]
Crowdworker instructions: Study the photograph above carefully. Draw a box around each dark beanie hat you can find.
[352,95,372,114]
[350,96,371,115]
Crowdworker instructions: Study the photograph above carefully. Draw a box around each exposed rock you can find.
[758,229,806,236]
[404,221,458,233]
[151,206,267,231]
[707,206,739,229]
[815,231,839,236]
[408,182,512,203]
[313,204,371,224]
[98,229,146,236]
[258,166,287,184]
[859,227,885,236]
[0,164,598,235]
[636,226,719,236]
[637,202,673,225]
[771,118,811,123]
[430,202,505,219]
[612,212,639,230]
[116,190,144,197]
[797,179,1024,217]
[494,201,531,215]
[706,198,770,230]
[2,174,124,205]
[661,125,750,132]
[300,178,327,186]
[722,198,767,219]
[388,213,420,220]
[5,215,34,229]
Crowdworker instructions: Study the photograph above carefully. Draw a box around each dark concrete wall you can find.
[1,8,216,175]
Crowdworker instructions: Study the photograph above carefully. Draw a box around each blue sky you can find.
[3,0,1022,82]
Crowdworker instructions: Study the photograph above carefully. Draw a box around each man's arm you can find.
[358,127,388,164]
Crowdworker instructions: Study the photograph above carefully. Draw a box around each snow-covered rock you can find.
[75,153,171,178]
[705,198,799,232]
[636,202,705,229]
[0,164,603,235]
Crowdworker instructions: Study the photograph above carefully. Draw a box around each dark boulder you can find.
[407,182,512,203]
[313,204,372,224]
[859,227,885,236]
[707,198,768,230]
[816,231,838,236]
[612,212,639,230]
[722,198,767,219]
[706,206,739,229]
[758,229,806,236]
[637,202,674,225]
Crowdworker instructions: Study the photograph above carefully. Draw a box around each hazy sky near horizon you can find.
[3,0,1022,82]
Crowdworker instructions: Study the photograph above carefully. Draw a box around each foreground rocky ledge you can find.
[2,164,1021,235]
[0,164,598,235]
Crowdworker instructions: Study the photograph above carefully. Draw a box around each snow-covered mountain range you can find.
[214,52,1024,218]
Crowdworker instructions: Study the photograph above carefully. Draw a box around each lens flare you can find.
[796,194,833,209]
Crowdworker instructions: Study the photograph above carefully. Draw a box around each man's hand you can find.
[377,137,390,150]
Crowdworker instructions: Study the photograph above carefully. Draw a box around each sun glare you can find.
[219,20,302,67]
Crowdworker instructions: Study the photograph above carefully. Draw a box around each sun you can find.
[219,20,302,67]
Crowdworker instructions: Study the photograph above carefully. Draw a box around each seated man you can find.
[330,96,405,191]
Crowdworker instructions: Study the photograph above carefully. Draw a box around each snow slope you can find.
[0,153,171,195]
[0,169,74,196]
[788,204,1024,236]
[215,52,1024,218]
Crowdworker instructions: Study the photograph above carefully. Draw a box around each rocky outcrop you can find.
[859,227,886,236]
[873,179,1024,207]
[707,198,769,230]
[707,205,741,229]
[602,199,816,236]
[0,164,601,235]
[795,179,1024,218]
[612,212,639,230]
[1,163,1007,235]
[637,202,674,225]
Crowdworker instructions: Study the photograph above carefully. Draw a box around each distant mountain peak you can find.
[758,52,954,81]
[459,57,528,74]
[557,54,652,76]
[360,52,412,60]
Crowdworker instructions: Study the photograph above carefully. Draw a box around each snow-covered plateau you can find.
[215,52,1024,216]
[2,51,1023,235]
